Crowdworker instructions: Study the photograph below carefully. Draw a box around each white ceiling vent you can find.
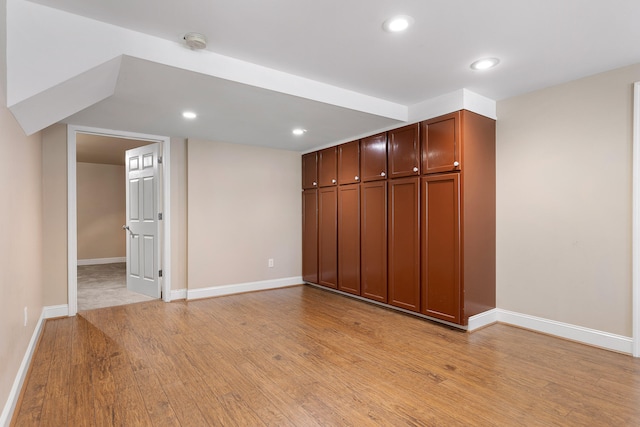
[184,32,207,50]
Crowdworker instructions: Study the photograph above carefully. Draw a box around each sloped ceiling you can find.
[6,0,640,151]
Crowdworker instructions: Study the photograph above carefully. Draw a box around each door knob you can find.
[413,167,419,172]
[453,161,459,167]
[122,225,134,237]
[380,172,386,177]
[355,176,359,181]
[332,179,337,184]
[313,181,317,186]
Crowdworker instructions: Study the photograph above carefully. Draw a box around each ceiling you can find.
[20,0,640,151]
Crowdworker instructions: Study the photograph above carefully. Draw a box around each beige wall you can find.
[77,162,126,260]
[42,124,68,306]
[496,63,640,336]
[187,139,302,289]
[170,138,188,290]
[0,79,44,414]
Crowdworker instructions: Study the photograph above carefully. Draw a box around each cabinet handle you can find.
[332,179,337,184]
[380,172,386,177]
[355,176,359,181]
[313,181,317,186]
[453,161,459,167]
[413,167,419,173]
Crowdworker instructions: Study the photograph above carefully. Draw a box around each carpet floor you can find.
[77,262,156,311]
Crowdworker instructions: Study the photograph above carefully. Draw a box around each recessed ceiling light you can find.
[383,15,414,32]
[470,57,500,71]
[182,111,197,119]
[292,128,307,136]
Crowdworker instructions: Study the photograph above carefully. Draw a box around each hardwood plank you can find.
[13,285,640,426]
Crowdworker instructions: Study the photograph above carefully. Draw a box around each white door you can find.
[124,143,161,298]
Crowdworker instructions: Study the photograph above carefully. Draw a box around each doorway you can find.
[67,126,172,316]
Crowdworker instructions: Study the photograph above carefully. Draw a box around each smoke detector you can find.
[183,32,207,50]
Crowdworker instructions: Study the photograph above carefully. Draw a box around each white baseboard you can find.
[43,304,69,319]
[467,309,499,331]
[496,309,633,354]
[0,307,50,427]
[188,276,303,301]
[170,289,187,300]
[77,257,125,266]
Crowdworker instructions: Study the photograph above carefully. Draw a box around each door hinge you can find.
[158,212,163,220]
[159,269,163,277]
[158,156,163,164]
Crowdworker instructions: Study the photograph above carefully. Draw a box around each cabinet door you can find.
[338,184,360,295]
[360,181,387,302]
[421,111,460,174]
[388,124,420,179]
[388,177,420,312]
[318,186,338,289]
[338,140,360,185]
[302,152,318,189]
[302,189,318,283]
[318,147,338,187]
[421,173,461,323]
[360,133,387,182]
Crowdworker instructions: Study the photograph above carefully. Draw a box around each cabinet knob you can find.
[380,172,386,177]
[453,161,459,167]
[313,181,317,186]
[332,179,337,184]
[355,176,359,181]
[413,167,419,173]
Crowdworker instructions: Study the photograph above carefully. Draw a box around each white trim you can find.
[633,81,640,357]
[0,308,46,427]
[67,125,172,316]
[170,289,187,300]
[43,304,69,319]
[467,309,499,331]
[187,277,303,300]
[77,257,126,266]
[497,309,633,354]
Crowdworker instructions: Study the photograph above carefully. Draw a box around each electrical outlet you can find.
[268,258,274,268]
[24,307,28,327]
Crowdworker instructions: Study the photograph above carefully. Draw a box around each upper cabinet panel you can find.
[360,133,387,182]
[421,111,460,174]
[338,140,360,185]
[318,147,338,187]
[388,123,420,179]
[302,152,318,189]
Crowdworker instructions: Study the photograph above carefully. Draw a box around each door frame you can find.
[633,82,640,357]
[67,125,172,316]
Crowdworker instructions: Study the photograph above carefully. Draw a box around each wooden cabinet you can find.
[338,184,360,295]
[338,140,360,185]
[360,181,387,302]
[302,189,318,284]
[421,111,460,174]
[388,177,420,312]
[301,109,495,327]
[421,174,460,323]
[388,124,420,179]
[318,147,338,187]
[360,133,387,182]
[318,186,338,289]
[302,152,318,189]
[421,110,496,324]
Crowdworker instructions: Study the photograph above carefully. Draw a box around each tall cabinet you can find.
[317,147,338,289]
[337,141,360,295]
[302,109,495,327]
[301,152,318,284]
[387,124,421,312]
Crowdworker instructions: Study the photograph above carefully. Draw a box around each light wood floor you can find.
[12,285,640,426]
